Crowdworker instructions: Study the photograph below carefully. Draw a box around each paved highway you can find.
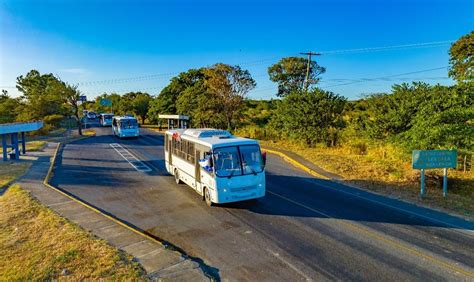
[51,125,474,281]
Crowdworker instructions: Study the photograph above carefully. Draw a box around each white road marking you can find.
[109,143,152,172]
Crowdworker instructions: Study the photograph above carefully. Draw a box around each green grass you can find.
[261,139,474,218]
[0,185,146,280]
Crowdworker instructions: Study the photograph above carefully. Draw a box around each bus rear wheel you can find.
[174,169,182,184]
[204,187,213,207]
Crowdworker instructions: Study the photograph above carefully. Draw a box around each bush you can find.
[269,89,347,146]
[43,114,64,128]
[350,141,368,155]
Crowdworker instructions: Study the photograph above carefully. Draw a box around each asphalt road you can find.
[52,124,474,281]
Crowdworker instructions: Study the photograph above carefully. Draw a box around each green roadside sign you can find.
[412,150,457,169]
[100,99,112,107]
[412,150,458,198]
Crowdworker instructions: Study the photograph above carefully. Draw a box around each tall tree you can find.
[16,70,65,121]
[268,57,326,97]
[204,63,256,129]
[449,31,473,83]
[132,92,152,124]
[57,83,83,135]
[148,69,205,123]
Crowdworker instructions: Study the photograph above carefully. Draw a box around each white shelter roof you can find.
[158,114,189,120]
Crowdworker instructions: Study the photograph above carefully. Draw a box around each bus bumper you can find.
[213,187,266,204]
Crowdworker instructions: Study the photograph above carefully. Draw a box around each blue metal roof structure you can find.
[1,121,43,161]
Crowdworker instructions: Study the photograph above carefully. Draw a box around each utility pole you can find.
[300,51,321,91]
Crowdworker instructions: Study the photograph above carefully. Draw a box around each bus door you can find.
[168,139,173,166]
[195,150,201,191]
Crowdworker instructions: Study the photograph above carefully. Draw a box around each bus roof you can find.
[113,116,137,121]
[165,128,258,148]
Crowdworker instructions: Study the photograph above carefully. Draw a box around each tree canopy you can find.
[268,57,326,97]
[449,31,473,83]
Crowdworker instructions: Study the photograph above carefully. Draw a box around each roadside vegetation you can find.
[0,185,145,280]
[1,31,472,216]
[0,162,31,187]
[260,140,473,217]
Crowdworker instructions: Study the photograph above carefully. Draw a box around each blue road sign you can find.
[79,95,87,102]
[412,150,457,198]
[100,99,112,106]
[412,150,457,169]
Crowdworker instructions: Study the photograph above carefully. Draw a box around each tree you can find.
[449,31,474,83]
[0,90,21,123]
[148,69,205,124]
[16,70,66,121]
[132,92,152,124]
[270,89,346,146]
[119,92,139,115]
[93,93,121,114]
[58,83,83,136]
[268,57,326,97]
[204,63,256,130]
[354,81,473,149]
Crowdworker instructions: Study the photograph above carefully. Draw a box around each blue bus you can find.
[112,116,139,138]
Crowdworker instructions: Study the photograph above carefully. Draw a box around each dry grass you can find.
[82,128,96,136]
[261,140,474,219]
[0,185,146,280]
[0,162,31,188]
[0,141,46,154]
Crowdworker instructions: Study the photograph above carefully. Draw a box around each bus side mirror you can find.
[262,151,267,166]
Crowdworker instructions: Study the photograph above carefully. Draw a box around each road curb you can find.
[43,141,217,281]
[263,148,331,180]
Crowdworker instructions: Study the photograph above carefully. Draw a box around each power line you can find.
[321,66,449,88]
[72,40,454,86]
[76,72,177,86]
[319,40,453,55]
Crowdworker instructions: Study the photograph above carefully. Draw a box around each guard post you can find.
[412,150,457,198]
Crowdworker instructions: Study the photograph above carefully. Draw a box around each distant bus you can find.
[99,113,114,127]
[112,116,139,138]
[164,128,266,206]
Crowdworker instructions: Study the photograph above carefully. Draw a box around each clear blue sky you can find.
[1,0,473,100]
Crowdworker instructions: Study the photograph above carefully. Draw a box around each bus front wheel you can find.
[204,187,213,207]
[174,169,182,184]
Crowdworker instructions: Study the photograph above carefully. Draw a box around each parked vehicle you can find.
[164,128,266,206]
[112,116,139,138]
[100,113,114,127]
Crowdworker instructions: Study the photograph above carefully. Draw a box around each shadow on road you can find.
[221,173,474,231]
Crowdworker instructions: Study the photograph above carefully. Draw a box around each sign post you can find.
[412,150,457,198]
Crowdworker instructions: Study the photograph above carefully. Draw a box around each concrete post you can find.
[11,133,19,159]
[420,169,425,197]
[443,168,448,197]
[21,132,26,154]
[2,134,7,161]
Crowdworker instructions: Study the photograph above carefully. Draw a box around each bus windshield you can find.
[120,119,138,129]
[213,145,264,177]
